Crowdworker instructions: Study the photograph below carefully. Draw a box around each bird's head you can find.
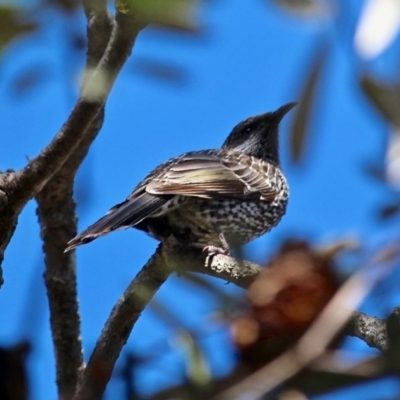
[222,102,296,164]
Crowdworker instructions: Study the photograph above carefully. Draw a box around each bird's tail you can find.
[64,194,169,252]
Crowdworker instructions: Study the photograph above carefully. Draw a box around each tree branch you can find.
[73,244,173,400]
[73,244,259,400]
[164,246,262,289]
[34,6,114,398]
[82,0,112,72]
[0,7,144,277]
[73,236,400,399]
[346,312,388,352]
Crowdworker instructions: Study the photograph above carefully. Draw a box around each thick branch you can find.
[36,186,84,398]
[346,312,388,352]
[164,246,262,289]
[36,2,142,399]
[34,8,114,398]
[83,2,113,72]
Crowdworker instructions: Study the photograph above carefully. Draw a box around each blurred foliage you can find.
[232,240,339,366]
[379,202,400,220]
[8,64,53,99]
[362,77,400,129]
[289,46,327,163]
[0,5,37,54]
[127,0,199,32]
[177,331,211,388]
[132,58,188,86]
[271,0,329,16]
[43,0,80,12]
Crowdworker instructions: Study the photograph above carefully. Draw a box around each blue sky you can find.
[1,0,400,398]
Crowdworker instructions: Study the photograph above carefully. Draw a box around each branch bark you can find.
[35,5,113,397]
[165,247,262,289]
[346,311,388,352]
[32,3,145,398]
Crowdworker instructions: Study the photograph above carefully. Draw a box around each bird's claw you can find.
[202,230,232,256]
[202,245,230,257]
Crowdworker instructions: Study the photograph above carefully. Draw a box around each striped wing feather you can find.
[146,151,279,200]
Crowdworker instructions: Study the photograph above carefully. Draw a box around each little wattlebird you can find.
[65,102,296,254]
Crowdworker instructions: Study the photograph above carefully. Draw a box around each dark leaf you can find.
[364,162,387,183]
[70,33,86,52]
[361,77,400,129]
[42,0,80,13]
[133,58,188,85]
[289,45,327,163]
[8,65,52,98]
[378,202,400,220]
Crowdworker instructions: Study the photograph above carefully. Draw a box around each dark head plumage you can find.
[222,102,296,164]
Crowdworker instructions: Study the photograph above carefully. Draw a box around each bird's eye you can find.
[245,126,252,133]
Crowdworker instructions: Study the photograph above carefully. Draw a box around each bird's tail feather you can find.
[64,194,169,252]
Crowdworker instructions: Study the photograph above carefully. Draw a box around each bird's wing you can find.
[65,191,170,252]
[146,151,280,200]
[65,152,283,252]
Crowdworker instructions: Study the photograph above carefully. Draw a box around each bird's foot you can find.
[202,245,229,256]
[202,233,231,256]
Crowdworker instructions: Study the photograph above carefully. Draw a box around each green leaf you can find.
[361,77,400,129]
[177,331,211,388]
[0,6,37,53]
[130,0,199,32]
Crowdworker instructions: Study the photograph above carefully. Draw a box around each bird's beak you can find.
[272,102,297,122]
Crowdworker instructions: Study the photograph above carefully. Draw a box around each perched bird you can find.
[65,103,296,254]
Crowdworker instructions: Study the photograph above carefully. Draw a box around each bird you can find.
[65,102,296,254]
